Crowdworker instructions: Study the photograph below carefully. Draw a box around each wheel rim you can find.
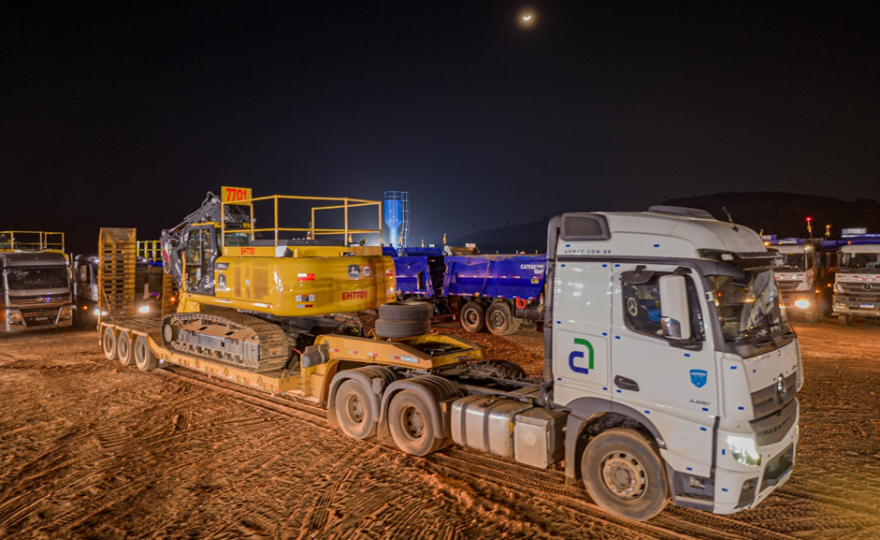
[343,393,364,426]
[464,308,479,327]
[489,311,505,328]
[103,333,113,354]
[119,336,129,358]
[399,406,424,441]
[600,451,647,500]
[136,341,145,365]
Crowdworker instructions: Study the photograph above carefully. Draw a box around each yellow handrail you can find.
[220,194,382,249]
[0,231,65,252]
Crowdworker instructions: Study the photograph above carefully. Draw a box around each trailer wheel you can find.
[117,332,135,366]
[582,428,668,521]
[460,301,486,333]
[102,327,117,361]
[134,335,158,372]
[486,302,521,336]
[839,314,853,326]
[335,380,377,439]
[388,391,446,456]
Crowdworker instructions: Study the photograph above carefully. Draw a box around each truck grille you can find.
[750,397,797,446]
[21,308,60,327]
[775,281,800,294]
[8,294,69,306]
[838,282,880,296]
[751,372,797,418]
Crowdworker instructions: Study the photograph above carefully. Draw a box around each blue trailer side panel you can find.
[442,255,546,300]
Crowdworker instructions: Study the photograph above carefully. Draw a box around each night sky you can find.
[2,1,878,255]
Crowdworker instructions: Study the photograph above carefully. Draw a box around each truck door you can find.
[184,225,217,296]
[610,263,717,464]
[551,261,613,406]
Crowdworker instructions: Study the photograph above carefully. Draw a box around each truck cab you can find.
[830,238,880,326]
[761,237,828,323]
[0,231,73,333]
[546,207,800,517]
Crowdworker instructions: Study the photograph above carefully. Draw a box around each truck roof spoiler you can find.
[546,213,610,260]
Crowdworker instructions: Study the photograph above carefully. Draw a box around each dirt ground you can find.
[1,318,879,539]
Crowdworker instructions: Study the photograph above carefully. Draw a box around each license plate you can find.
[860,303,874,309]
[34,317,48,321]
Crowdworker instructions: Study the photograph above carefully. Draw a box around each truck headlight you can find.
[60,306,72,319]
[139,305,150,314]
[727,436,762,466]
[6,310,23,322]
[794,299,810,309]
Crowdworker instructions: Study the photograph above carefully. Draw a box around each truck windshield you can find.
[838,252,880,273]
[707,270,787,342]
[779,252,807,271]
[4,266,70,291]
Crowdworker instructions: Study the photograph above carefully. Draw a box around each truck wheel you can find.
[388,391,446,456]
[486,302,522,336]
[460,301,486,333]
[335,380,377,439]
[102,327,117,361]
[520,320,538,332]
[374,319,431,338]
[134,335,159,372]
[117,332,135,366]
[379,301,433,322]
[839,314,853,327]
[582,428,668,521]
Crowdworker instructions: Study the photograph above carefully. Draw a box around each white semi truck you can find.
[830,234,880,326]
[761,237,830,324]
[326,206,802,520]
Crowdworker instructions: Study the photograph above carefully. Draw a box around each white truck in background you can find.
[828,230,880,326]
[326,206,802,520]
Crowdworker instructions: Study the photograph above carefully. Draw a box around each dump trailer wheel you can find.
[582,428,668,521]
[460,301,486,333]
[134,335,159,372]
[117,332,135,366]
[388,391,446,456]
[486,302,522,336]
[102,327,117,361]
[378,301,433,322]
[374,319,431,338]
[839,314,853,326]
[335,380,377,439]
[519,320,538,332]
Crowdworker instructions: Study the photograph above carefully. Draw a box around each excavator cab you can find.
[184,225,218,295]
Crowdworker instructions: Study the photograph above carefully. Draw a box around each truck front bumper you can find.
[832,295,880,318]
[1,307,73,333]
[712,401,800,514]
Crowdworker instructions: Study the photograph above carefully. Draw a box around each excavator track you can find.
[162,309,291,373]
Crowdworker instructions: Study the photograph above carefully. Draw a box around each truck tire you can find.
[134,335,159,372]
[486,302,522,336]
[374,319,431,338]
[102,327,117,361]
[582,428,668,521]
[388,390,447,456]
[460,301,486,333]
[335,380,377,439]
[520,320,538,332]
[378,301,432,322]
[839,314,853,326]
[117,332,135,366]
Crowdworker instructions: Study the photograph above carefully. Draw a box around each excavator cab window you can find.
[184,226,217,295]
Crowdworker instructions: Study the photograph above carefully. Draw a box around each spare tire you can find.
[378,301,433,322]
[375,319,431,338]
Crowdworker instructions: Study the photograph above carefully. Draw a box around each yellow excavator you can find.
[159,190,396,372]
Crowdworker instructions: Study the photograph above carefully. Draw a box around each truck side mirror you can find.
[659,274,691,340]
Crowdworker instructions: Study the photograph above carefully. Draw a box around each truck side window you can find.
[622,272,705,341]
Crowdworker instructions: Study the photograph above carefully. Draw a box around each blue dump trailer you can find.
[388,249,547,335]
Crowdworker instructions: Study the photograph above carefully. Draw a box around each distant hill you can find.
[661,192,880,239]
[451,192,880,253]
